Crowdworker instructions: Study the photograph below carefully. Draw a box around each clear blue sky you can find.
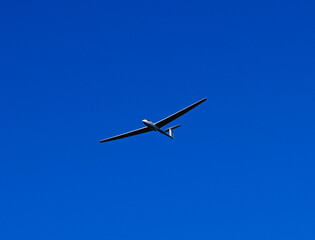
[1,0,314,239]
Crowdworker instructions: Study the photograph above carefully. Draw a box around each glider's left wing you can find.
[155,98,207,128]
[99,126,152,143]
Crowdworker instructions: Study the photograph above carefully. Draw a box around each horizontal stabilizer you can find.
[164,125,181,132]
[164,125,181,138]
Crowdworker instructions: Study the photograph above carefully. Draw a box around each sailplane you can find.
[100,98,207,143]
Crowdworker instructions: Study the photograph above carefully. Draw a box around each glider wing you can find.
[155,98,207,128]
[99,126,152,143]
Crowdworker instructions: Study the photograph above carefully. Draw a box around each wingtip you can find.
[198,98,207,103]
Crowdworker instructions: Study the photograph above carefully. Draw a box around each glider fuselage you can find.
[142,119,157,130]
[142,119,173,139]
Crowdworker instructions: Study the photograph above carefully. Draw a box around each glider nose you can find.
[142,119,151,127]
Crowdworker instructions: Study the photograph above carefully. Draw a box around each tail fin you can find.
[164,125,181,138]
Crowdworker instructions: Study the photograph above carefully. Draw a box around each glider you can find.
[99,98,207,143]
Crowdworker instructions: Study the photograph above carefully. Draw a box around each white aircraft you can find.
[100,98,207,143]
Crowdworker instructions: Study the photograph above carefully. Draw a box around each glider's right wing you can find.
[99,126,152,143]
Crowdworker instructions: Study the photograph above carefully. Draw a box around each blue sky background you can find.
[1,0,314,239]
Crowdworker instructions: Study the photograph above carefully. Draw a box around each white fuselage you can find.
[142,119,173,139]
[142,119,158,130]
